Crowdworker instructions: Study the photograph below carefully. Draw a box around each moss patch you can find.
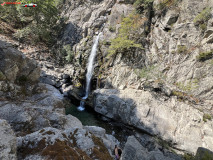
[108,13,143,56]
[91,135,113,160]
[183,153,195,160]
[203,114,212,122]
[196,50,213,62]
[42,139,91,160]
[194,7,211,32]
[18,138,46,159]
[177,45,188,54]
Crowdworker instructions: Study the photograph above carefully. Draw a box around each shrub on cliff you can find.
[16,0,61,45]
[196,50,213,62]
[1,0,63,46]
[194,7,211,32]
[134,0,154,13]
[108,14,142,56]
[0,0,21,28]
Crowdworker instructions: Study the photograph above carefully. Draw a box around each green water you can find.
[65,103,133,147]
[65,104,110,128]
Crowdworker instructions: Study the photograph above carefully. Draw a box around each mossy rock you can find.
[183,153,195,160]
[194,147,213,160]
[196,50,213,62]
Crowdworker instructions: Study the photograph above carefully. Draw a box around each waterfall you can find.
[77,32,101,111]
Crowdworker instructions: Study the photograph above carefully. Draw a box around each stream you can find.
[66,103,133,148]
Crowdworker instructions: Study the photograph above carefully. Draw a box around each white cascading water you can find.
[77,32,102,111]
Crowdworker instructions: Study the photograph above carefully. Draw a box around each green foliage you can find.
[176,79,199,92]
[108,14,142,56]
[109,37,141,56]
[183,153,195,160]
[194,7,211,32]
[172,90,185,98]
[200,24,207,32]
[109,26,116,32]
[196,50,213,62]
[194,8,211,25]
[135,65,166,81]
[195,149,213,160]
[63,45,73,62]
[133,0,154,13]
[177,45,188,54]
[0,0,21,27]
[203,114,212,122]
[138,65,156,78]
[13,27,31,42]
[14,0,61,45]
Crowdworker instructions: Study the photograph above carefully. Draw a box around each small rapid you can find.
[77,32,101,111]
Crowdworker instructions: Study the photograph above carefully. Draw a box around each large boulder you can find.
[0,119,17,160]
[194,147,213,160]
[17,127,115,160]
[122,136,181,160]
[0,83,79,135]
[0,40,40,83]
[93,89,213,154]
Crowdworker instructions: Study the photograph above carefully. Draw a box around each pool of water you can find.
[65,103,133,147]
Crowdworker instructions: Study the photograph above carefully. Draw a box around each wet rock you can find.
[0,119,17,160]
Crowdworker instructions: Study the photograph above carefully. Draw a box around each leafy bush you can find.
[135,65,166,81]
[134,0,154,13]
[176,80,199,92]
[196,50,213,62]
[194,7,211,32]
[194,7,211,25]
[13,27,32,42]
[183,153,195,160]
[138,65,156,79]
[63,45,73,62]
[177,45,187,54]
[108,14,142,56]
[203,114,212,122]
[172,90,184,97]
[11,0,62,45]
[109,37,141,56]
[0,0,21,27]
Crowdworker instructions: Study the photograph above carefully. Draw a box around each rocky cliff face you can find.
[58,0,213,156]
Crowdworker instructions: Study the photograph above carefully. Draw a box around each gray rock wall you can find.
[93,88,213,154]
